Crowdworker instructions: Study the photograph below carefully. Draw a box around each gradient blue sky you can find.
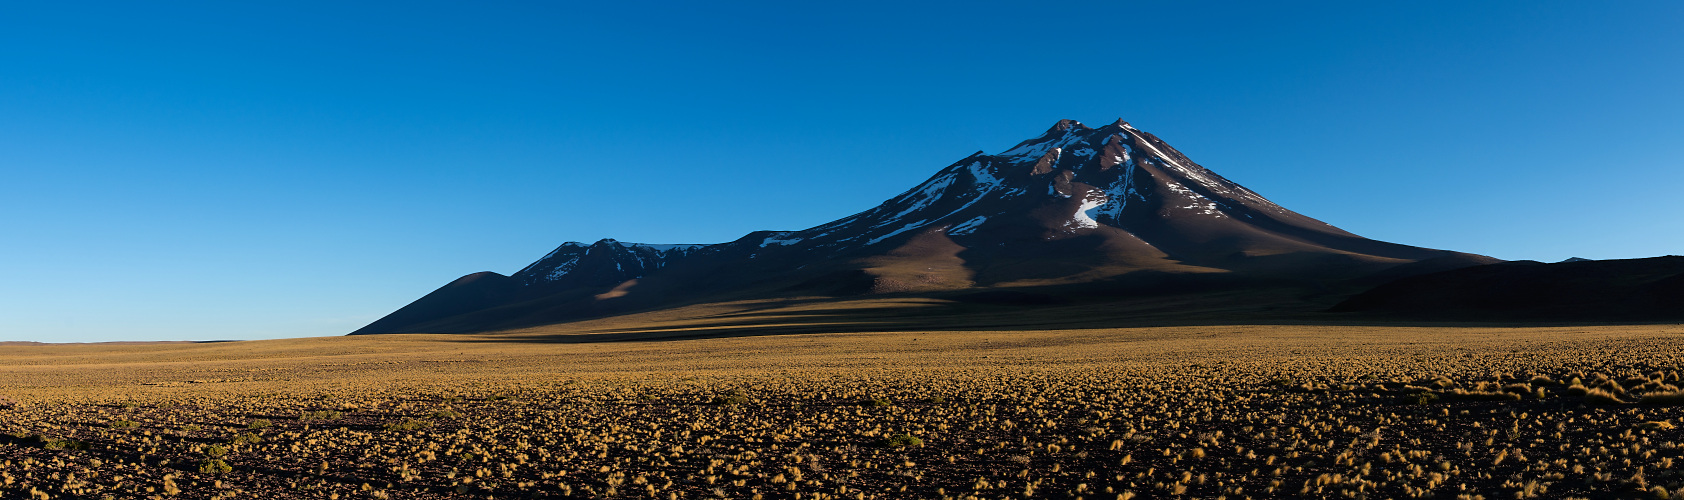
[3,1,1681,342]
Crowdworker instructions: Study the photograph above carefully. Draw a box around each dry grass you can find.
[1643,391,1684,406]
[1,324,1682,499]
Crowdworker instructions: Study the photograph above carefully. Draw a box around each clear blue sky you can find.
[3,1,1680,342]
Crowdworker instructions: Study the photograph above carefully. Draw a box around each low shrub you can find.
[230,432,263,445]
[880,433,922,448]
[1501,383,1533,396]
[711,389,750,406]
[1289,383,1327,393]
[383,418,433,432]
[41,437,89,450]
[198,459,233,474]
[1639,391,1684,406]
[1442,389,1521,402]
[1583,388,1626,405]
[1636,421,1676,431]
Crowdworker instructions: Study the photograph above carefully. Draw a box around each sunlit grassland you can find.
[2,323,1683,499]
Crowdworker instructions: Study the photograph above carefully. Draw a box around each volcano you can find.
[353,119,1497,335]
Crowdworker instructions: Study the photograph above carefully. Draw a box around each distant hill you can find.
[354,119,1499,335]
[1331,256,1684,322]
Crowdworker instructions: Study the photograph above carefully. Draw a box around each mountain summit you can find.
[353,119,1495,335]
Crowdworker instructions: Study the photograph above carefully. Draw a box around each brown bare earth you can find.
[3,318,1684,499]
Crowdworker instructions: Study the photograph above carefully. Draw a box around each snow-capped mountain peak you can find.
[353,117,1482,335]
[517,118,1350,285]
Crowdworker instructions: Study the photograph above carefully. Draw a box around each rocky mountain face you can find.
[513,240,702,289]
[353,119,1496,335]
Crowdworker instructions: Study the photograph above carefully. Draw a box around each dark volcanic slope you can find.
[354,119,1496,335]
[1331,256,1684,322]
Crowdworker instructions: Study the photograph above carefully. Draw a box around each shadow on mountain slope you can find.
[1332,256,1684,322]
[433,281,1363,344]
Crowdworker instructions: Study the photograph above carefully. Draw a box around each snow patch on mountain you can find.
[545,256,581,280]
[1101,141,1136,170]
[967,160,1003,192]
[1088,166,1139,223]
[866,220,930,245]
[760,233,803,247]
[947,216,987,236]
[1128,134,1277,212]
[1002,129,1087,161]
[1068,190,1107,231]
[616,242,703,252]
[840,157,1024,246]
[1048,183,1072,199]
[532,242,586,263]
[1180,201,1226,217]
[881,172,959,225]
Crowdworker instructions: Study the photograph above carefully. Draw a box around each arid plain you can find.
[4,305,1684,499]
